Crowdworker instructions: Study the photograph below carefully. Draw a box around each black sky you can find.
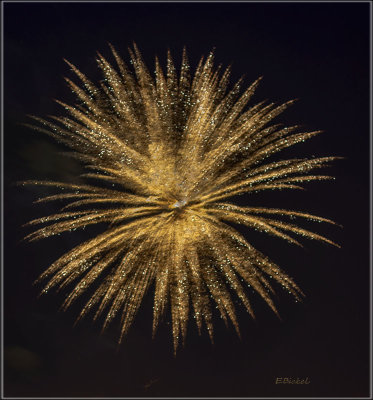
[3,2,371,398]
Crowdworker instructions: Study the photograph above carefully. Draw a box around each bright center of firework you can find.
[170,199,187,209]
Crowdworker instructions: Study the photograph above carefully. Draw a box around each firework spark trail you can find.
[22,44,340,353]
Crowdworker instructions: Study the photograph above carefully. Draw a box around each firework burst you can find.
[22,44,340,352]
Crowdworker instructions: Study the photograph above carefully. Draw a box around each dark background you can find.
[3,2,371,398]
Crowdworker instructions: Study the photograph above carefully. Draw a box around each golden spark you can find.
[22,44,340,353]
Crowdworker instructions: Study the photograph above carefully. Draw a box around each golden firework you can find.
[23,44,340,352]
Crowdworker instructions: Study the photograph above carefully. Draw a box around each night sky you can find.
[3,2,371,398]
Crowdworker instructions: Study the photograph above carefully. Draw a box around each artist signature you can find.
[275,377,310,384]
